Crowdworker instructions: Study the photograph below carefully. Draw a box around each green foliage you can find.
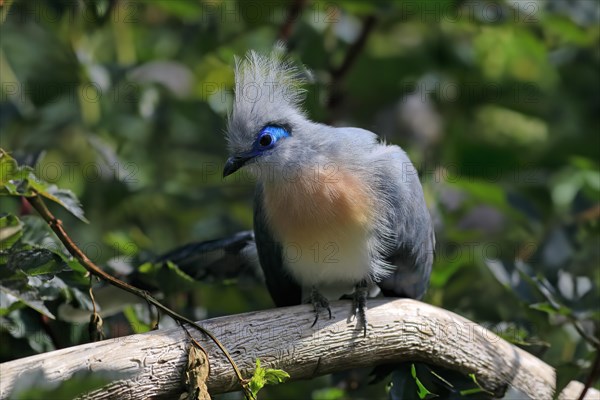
[0,214,23,250]
[389,364,495,399]
[0,152,94,363]
[0,0,598,398]
[248,358,290,398]
[0,150,88,222]
[311,387,346,400]
[411,364,437,399]
[460,374,493,396]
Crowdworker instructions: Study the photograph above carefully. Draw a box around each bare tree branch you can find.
[277,0,307,43]
[327,14,377,121]
[2,299,597,399]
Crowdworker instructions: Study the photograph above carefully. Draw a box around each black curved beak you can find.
[223,155,252,177]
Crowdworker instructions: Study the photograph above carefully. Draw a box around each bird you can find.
[222,48,435,336]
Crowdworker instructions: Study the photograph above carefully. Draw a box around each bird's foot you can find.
[310,286,332,327]
[351,280,369,337]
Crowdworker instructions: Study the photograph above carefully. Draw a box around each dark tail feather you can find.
[154,230,262,282]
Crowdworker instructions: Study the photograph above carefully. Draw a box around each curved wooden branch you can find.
[0,299,597,399]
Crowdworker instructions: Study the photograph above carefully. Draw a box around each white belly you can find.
[281,234,371,288]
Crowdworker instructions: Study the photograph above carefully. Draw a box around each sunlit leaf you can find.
[123,305,152,334]
[248,358,290,397]
[0,214,23,250]
[0,149,88,222]
[411,364,437,399]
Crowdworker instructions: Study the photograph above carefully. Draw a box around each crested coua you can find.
[223,50,435,335]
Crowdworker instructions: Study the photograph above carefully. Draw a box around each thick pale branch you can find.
[0,299,597,399]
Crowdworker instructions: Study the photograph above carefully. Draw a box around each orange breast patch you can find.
[263,166,374,244]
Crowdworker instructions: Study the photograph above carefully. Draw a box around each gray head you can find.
[223,49,318,180]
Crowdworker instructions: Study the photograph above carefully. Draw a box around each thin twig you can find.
[89,280,98,316]
[277,0,307,43]
[578,351,600,400]
[327,14,377,120]
[26,193,251,398]
[39,314,61,350]
[88,281,105,341]
[330,15,377,80]
[573,204,600,223]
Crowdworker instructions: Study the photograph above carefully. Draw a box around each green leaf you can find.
[137,262,153,274]
[40,185,89,223]
[123,305,151,334]
[474,26,557,88]
[103,231,139,256]
[0,285,55,319]
[0,152,31,196]
[0,149,36,196]
[474,105,548,147]
[530,302,572,317]
[0,289,25,316]
[411,364,437,399]
[0,149,19,186]
[0,149,88,222]
[459,374,494,396]
[248,358,290,397]
[8,249,70,279]
[0,214,23,250]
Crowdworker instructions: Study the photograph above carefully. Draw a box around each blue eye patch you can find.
[253,125,290,152]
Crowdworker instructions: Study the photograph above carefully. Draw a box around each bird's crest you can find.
[234,46,309,112]
[227,47,310,152]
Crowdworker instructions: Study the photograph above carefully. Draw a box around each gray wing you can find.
[253,185,303,307]
[377,158,435,300]
[379,225,435,300]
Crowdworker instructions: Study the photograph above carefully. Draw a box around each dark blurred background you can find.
[0,0,598,398]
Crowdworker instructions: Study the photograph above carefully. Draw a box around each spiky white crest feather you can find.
[226,48,310,154]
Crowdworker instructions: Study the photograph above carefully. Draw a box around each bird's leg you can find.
[352,279,369,337]
[309,286,332,327]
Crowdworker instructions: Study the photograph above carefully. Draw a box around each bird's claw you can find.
[352,280,369,337]
[310,287,332,327]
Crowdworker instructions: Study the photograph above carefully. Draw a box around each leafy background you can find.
[0,0,598,398]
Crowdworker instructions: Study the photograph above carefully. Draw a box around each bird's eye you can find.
[259,134,273,147]
[254,124,290,152]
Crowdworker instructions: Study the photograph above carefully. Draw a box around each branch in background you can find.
[277,0,307,43]
[25,193,251,399]
[327,14,378,120]
[574,204,600,223]
[39,314,61,350]
[578,351,600,400]
[330,15,377,80]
